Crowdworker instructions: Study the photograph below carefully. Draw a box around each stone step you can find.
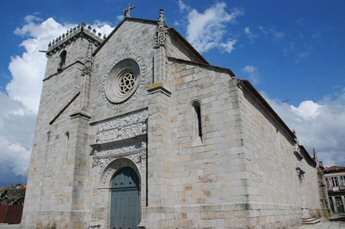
[329,215,345,221]
[302,217,321,225]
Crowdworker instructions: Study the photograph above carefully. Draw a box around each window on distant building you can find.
[341,176,345,187]
[331,177,339,187]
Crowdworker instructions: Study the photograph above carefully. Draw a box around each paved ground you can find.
[1,221,345,228]
[299,221,345,229]
[0,225,19,229]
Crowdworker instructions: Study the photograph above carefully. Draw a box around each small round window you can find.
[105,59,140,103]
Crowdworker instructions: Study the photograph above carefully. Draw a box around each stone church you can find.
[21,9,328,229]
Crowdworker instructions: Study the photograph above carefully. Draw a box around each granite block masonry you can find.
[21,9,329,229]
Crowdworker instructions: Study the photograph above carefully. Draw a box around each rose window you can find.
[105,59,140,104]
[119,72,136,94]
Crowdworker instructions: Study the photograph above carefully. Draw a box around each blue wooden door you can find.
[110,167,140,229]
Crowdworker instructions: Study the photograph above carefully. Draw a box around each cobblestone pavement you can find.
[299,221,345,229]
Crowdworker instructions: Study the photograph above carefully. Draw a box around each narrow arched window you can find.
[64,131,69,160]
[192,101,202,145]
[59,50,67,69]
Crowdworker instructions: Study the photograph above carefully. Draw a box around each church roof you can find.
[168,28,208,64]
[168,57,234,76]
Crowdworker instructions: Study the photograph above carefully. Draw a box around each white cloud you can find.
[271,30,284,39]
[9,16,74,113]
[264,92,345,167]
[291,100,321,119]
[244,26,258,40]
[178,0,190,11]
[92,20,115,35]
[0,92,36,185]
[258,25,284,40]
[1,16,73,186]
[242,65,257,74]
[8,16,114,114]
[220,39,237,53]
[244,27,251,35]
[1,15,114,186]
[185,2,243,53]
[116,15,124,22]
[241,65,260,84]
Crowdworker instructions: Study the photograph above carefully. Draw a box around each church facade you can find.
[22,9,327,229]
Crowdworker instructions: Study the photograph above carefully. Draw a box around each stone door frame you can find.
[89,152,146,229]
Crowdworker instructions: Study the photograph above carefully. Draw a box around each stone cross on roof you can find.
[123,3,135,17]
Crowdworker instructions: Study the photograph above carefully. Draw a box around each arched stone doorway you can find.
[110,167,140,229]
[90,149,146,228]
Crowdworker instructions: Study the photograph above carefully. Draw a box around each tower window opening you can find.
[59,50,67,69]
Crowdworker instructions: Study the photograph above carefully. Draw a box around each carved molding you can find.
[97,150,146,187]
[93,109,148,144]
[93,140,146,159]
[90,109,148,227]
[96,121,146,143]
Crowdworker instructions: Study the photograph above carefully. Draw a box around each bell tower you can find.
[21,24,105,228]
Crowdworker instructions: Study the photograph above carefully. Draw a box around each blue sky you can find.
[1,0,345,186]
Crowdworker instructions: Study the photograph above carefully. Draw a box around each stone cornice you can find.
[46,23,105,57]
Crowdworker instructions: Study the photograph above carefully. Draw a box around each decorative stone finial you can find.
[158,9,166,27]
[154,9,168,47]
[123,3,135,17]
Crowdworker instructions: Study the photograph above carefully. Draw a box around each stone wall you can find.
[236,81,321,227]
[145,59,251,228]
[21,29,97,228]
[302,159,322,217]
